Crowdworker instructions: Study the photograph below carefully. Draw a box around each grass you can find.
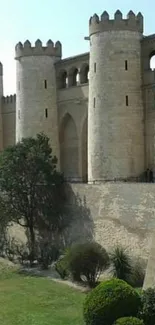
[0,260,85,325]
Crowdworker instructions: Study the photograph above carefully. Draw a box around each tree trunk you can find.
[29,224,36,267]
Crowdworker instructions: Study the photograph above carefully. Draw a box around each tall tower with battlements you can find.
[88,10,145,183]
[15,39,61,164]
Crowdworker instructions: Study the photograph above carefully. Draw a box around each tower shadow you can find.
[62,183,94,247]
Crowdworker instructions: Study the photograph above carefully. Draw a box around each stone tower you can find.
[88,10,144,183]
[15,39,61,163]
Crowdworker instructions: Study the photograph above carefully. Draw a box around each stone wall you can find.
[66,183,155,263]
[56,53,89,181]
[58,85,88,181]
[2,96,16,148]
[142,35,155,170]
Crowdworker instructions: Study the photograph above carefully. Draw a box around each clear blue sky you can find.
[1,0,155,95]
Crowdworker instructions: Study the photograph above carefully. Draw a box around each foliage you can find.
[0,133,69,265]
[4,237,31,265]
[83,278,141,325]
[55,255,69,279]
[5,234,60,270]
[15,242,30,265]
[139,288,155,325]
[0,197,11,256]
[110,246,132,282]
[65,242,109,287]
[114,317,144,325]
[36,237,60,269]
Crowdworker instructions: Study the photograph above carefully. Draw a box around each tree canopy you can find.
[0,133,68,262]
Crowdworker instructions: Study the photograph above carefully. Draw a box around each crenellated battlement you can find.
[2,94,16,104]
[89,10,143,36]
[15,39,62,59]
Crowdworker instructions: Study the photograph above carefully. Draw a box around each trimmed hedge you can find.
[139,288,155,325]
[114,317,144,325]
[83,278,141,325]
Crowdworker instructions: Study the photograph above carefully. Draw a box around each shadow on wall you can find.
[63,183,94,246]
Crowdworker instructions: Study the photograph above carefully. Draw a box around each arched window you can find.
[87,70,90,81]
[59,70,68,89]
[150,52,155,70]
[68,67,79,86]
[80,64,89,84]
[73,68,79,86]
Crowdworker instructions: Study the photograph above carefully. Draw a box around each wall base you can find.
[66,182,155,265]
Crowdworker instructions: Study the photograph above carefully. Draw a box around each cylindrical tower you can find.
[88,10,144,183]
[15,39,61,163]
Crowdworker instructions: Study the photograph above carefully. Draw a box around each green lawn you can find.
[0,264,85,325]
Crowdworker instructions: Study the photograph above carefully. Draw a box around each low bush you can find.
[55,256,69,279]
[139,288,155,325]
[66,242,109,287]
[114,317,144,325]
[37,240,60,270]
[110,246,132,282]
[83,278,141,325]
[14,242,30,265]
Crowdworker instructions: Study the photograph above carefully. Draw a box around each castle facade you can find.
[0,10,155,183]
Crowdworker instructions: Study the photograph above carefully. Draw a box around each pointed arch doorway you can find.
[81,117,88,182]
[60,113,79,181]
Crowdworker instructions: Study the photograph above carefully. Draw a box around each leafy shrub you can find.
[55,256,69,279]
[14,242,30,265]
[83,278,141,325]
[110,246,132,281]
[114,317,144,325]
[37,240,60,270]
[66,242,109,287]
[139,288,155,325]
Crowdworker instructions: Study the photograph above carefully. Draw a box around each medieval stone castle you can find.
[1,9,155,273]
[0,10,155,183]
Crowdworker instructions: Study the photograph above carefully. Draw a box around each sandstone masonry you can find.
[0,10,155,182]
[0,10,155,264]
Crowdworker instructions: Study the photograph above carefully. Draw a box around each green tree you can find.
[0,133,67,264]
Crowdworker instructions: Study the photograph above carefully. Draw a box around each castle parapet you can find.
[89,10,143,36]
[2,94,16,104]
[15,39,62,59]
